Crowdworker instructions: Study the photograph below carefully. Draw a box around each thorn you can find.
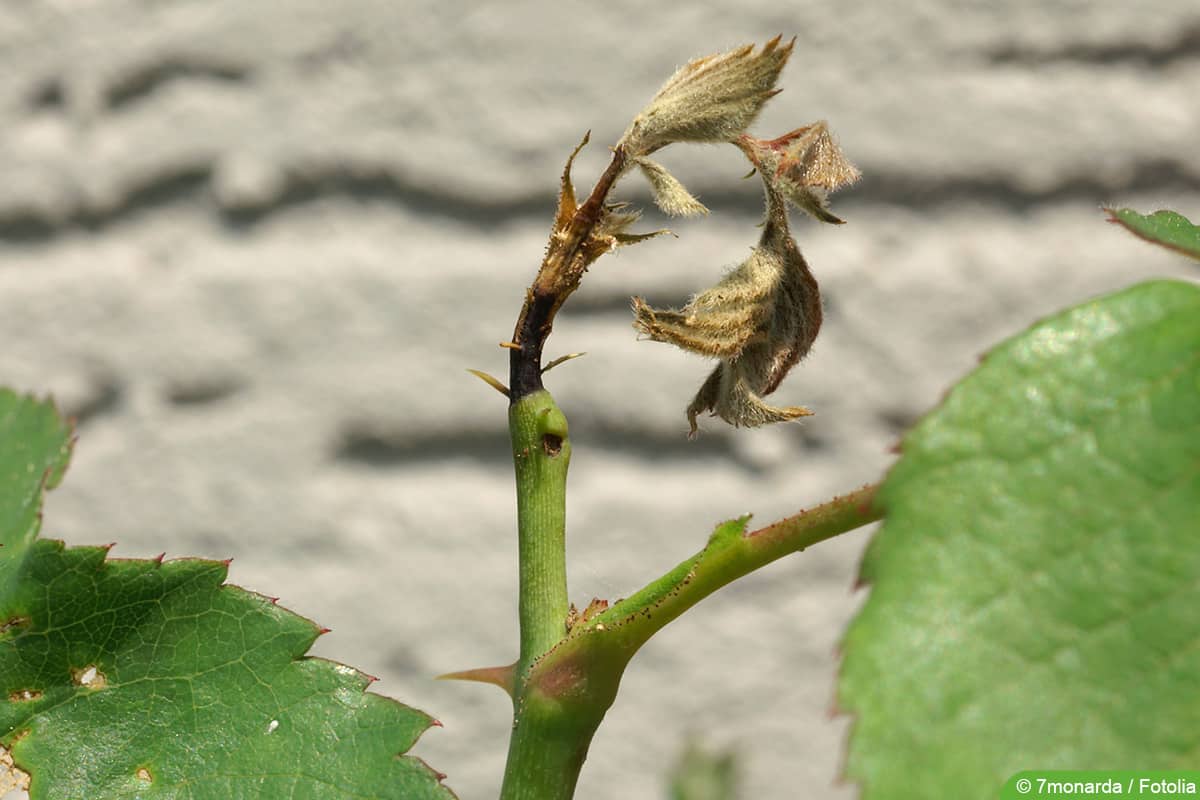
[316,626,332,636]
[742,167,757,179]
[437,662,517,699]
[541,352,586,374]
[466,369,510,398]
[430,718,444,728]
[498,341,521,350]
[612,228,674,246]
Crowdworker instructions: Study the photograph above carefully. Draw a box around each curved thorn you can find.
[541,352,587,374]
[466,369,511,398]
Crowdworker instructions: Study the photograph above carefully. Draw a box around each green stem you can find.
[502,389,589,800]
[589,483,882,658]
[498,695,601,800]
[508,390,571,670]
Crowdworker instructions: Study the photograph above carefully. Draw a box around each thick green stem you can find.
[509,390,571,669]
[498,695,602,800]
[502,389,593,800]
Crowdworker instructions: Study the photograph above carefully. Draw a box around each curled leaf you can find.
[738,122,860,224]
[634,157,709,217]
[633,216,821,435]
[618,37,794,157]
[631,246,778,359]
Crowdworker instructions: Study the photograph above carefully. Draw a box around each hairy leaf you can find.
[632,194,822,435]
[838,280,1200,799]
[737,122,860,224]
[634,157,708,217]
[0,392,453,800]
[618,37,793,156]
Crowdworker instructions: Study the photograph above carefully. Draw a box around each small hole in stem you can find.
[542,433,563,457]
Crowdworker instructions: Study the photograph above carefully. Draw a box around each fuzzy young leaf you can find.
[618,37,793,157]
[839,280,1200,799]
[738,122,860,224]
[0,391,453,800]
[634,157,709,217]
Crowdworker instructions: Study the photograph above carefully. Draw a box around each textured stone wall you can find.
[2,2,1197,798]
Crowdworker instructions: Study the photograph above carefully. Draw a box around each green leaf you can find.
[838,281,1200,800]
[1105,207,1200,260]
[0,391,73,604]
[0,392,453,800]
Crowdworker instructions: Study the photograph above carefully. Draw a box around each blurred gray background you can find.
[2,2,1197,798]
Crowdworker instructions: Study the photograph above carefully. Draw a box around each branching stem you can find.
[588,483,882,652]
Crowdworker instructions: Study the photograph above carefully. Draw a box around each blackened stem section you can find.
[509,147,628,401]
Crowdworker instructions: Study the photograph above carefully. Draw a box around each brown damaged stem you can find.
[508,147,628,401]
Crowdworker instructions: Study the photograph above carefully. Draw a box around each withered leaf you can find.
[633,214,822,435]
[618,37,794,157]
